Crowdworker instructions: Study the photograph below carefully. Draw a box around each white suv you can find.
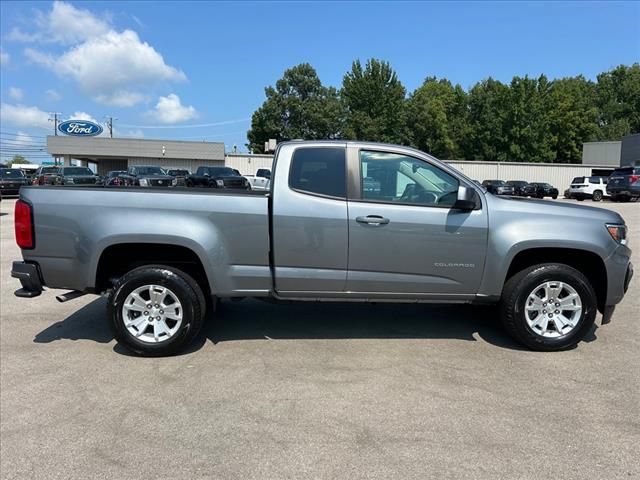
[569,176,609,202]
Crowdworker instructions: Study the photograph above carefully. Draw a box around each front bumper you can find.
[11,261,44,298]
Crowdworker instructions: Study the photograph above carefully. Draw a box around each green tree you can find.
[547,76,599,163]
[246,63,343,153]
[11,154,30,164]
[465,78,510,160]
[595,63,640,140]
[341,59,406,143]
[405,77,468,159]
[503,75,555,162]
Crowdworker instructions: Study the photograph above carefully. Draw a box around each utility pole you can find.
[104,116,116,138]
[48,112,62,136]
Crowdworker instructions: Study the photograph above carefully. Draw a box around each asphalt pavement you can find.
[1,197,638,480]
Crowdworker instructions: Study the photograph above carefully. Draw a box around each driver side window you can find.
[359,150,459,207]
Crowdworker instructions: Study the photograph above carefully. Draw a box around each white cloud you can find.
[0,50,9,65]
[124,129,144,138]
[9,87,24,101]
[14,131,36,145]
[25,29,186,107]
[8,1,111,45]
[0,103,50,130]
[70,111,98,123]
[94,90,147,108]
[45,89,62,102]
[148,94,198,124]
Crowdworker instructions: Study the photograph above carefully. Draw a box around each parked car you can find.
[563,188,573,199]
[119,166,177,187]
[528,182,559,199]
[11,140,633,356]
[244,168,272,191]
[570,176,608,202]
[51,166,102,186]
[506,180,532,197]
[607,166,640,202]
[104,170,128,187]
[187,166,250,189]
[0,168,29,196]
[32,166,61,185]
[481,180,515,196]
[167,169,190,187]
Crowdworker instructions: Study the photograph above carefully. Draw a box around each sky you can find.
[0,0,638,163]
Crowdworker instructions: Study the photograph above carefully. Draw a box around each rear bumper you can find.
[607,186,640,197]
[11,261,44,298]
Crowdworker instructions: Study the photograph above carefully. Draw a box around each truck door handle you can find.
[356,215,390,225]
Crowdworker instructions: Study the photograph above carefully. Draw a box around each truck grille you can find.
[150,179,171,187]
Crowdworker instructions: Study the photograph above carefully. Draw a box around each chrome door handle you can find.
[356,215,390,225]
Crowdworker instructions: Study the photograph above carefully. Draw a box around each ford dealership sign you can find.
[58,120,103,137]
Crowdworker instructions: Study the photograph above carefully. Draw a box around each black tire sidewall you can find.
[592,190,602,201]
[503,264,597,350]
[108,267,201,356]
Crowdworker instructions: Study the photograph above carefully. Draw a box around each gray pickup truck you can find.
[12,141,633,356]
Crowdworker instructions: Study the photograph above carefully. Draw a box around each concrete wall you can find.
[447,161,600,190]
[620,133,640,167]
[47,136,225,161]
[127,157,224,173]
[582,141,621,166]
[225,153,274,175]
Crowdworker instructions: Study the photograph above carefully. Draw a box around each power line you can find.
[118,118,250,129]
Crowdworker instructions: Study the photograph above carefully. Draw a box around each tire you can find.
[592,190,603,202]
[107,265,205,356]
[500,263,597,351]
[552,195,558,200]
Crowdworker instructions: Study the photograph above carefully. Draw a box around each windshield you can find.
[0,169,25,178]
[62,167,93,175]
[107,171,126,177]
[508,181,526,186]
[135,167,166,175]
[168,170,189,176]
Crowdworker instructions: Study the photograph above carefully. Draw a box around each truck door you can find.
[346,147,488,296]
[271,144,349,294]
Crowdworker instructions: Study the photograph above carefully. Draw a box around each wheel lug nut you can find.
[543,310,547,313]
[144,311,148,315]
[555,310,559,314]
[148,317,153,321]
[548,313,553,318]
[555,303,560,307]
[156,316,161,320]
[159,310,164,314]
[147,304,152,309]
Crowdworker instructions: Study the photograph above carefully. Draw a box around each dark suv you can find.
[52,166,102,186]
[528,182,559,199]
[0,168,29,196]
[119,166,176,187]
[506,180,532,197]
[481,180,515,196]
[607,166,640,202]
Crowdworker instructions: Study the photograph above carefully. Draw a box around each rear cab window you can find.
[289,147,346,198]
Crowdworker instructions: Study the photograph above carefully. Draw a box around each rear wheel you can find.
[592,190,603,202]
[552,195,558,200]
[500,264,597,351]
[107,265,205,356]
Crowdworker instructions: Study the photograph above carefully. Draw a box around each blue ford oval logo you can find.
[58,120,103,137]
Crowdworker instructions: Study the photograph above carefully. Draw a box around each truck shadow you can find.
[35,296,598,354]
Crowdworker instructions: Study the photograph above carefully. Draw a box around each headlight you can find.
[606,224,627,245]
[66,178,74,184]
[139,178,148,186]
[172,178,178,186]
[216,179,224,187]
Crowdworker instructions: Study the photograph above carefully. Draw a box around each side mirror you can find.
[204,172,210,177]
[453,185,478,211]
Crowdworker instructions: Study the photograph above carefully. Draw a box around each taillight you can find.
[15,200,35,249]
[630,175,639,184]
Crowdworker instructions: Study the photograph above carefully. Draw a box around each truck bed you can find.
[19,186,272,295]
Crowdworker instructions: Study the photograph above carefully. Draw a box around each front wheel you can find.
[500,264,597,351]
[107,266,205,356]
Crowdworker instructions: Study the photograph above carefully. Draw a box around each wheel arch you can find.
[504,247,607,313]
[94,242,212,296]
